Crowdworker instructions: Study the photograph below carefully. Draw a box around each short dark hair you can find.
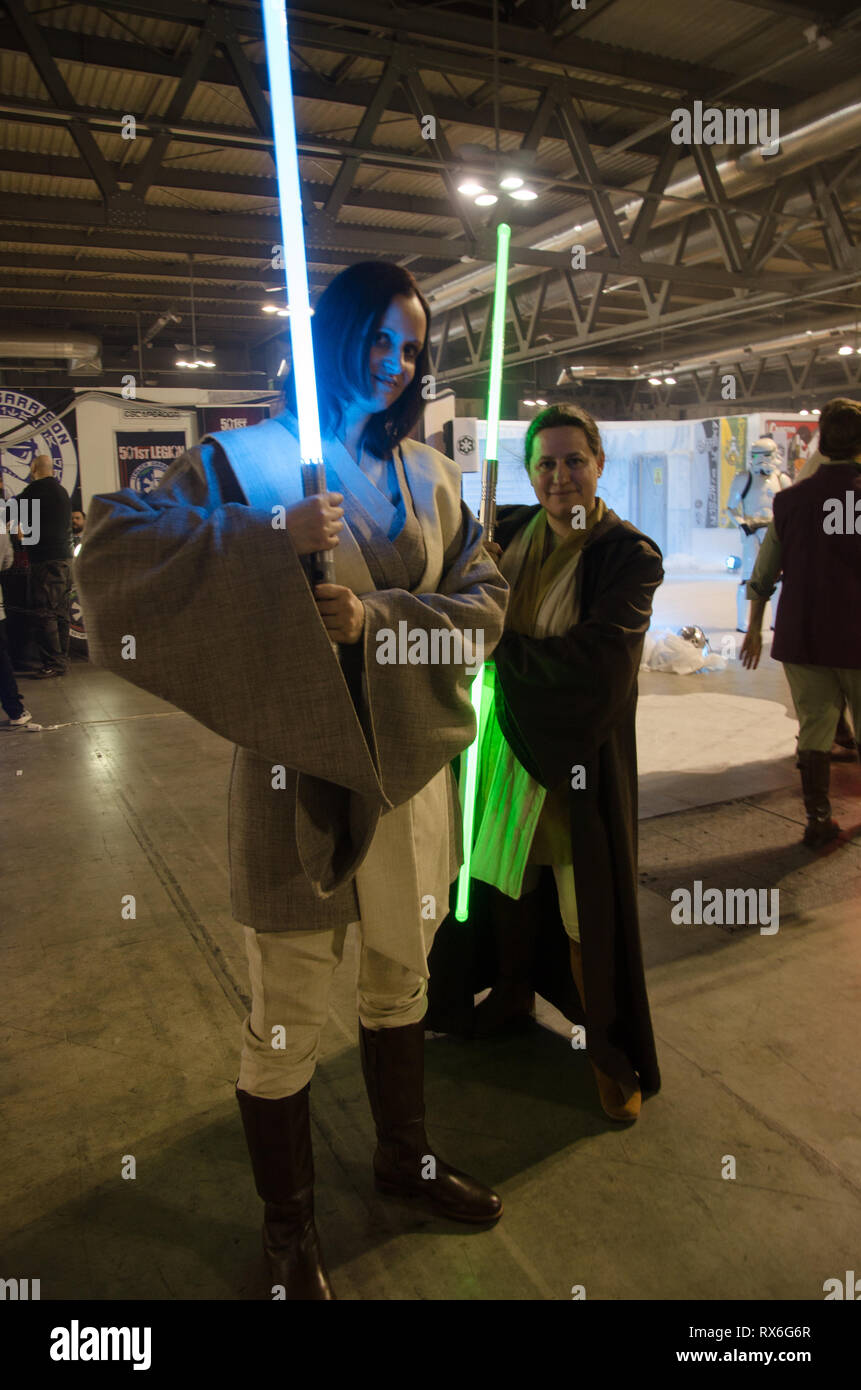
[817,397,861,460]
[282,261,431,456]
[524,404,603,469]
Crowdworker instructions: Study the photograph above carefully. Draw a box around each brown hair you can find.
[524,404,603,469]
[817,397,861,460]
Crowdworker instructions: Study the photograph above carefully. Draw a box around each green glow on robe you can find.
[455,222,511,922]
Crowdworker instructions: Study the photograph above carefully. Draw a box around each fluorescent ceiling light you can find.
[474,193,498,206]
[509,187,537,200]
[648,376,662,386]
[663,376,676,385]
[499,175,523,190]
[458,180,486,197]
[838,344,853,355]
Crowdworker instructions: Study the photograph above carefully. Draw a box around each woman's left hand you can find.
[314,583,365,644]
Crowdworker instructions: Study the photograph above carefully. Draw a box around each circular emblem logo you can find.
[457,434,475,456]
[129,460,170,495]
[0,390,78,497]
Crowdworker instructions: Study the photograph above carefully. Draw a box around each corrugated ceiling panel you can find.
[0,119,79,157]
[43,4,189,50]
[575,0,793,65]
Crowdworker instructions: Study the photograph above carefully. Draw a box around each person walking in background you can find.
[742,397,861,847]
[0,523,33,727]
[17,454,73,678]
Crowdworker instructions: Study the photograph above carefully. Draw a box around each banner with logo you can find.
[764,417,817,479]
[198,404,270,436]
[116,431,187,494]
[719,416,747,526]
[0,388,79,501]
[692,419,720,527]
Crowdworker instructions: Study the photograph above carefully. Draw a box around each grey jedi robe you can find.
[75,415,508,976]
[427,504,663,1094]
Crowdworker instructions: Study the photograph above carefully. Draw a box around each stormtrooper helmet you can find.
[749,436,781,476]
[677,625,711,655]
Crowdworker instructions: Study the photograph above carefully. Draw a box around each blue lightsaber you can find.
[261,0,334,586]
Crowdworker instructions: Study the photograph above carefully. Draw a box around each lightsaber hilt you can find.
[479,456,498,544]
[301,460,336,586]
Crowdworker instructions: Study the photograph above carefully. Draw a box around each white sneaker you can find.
[8,709,32,727]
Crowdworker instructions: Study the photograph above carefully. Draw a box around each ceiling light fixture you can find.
[838,343,853,355]
[458,179,487,197]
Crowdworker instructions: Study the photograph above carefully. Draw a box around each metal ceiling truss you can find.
[0,0,859,398]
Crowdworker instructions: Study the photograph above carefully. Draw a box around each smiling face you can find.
[527,424,605,524]
[356,293,427,415]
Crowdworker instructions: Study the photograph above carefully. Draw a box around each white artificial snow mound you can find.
[662,551,736,574]
[641,629,727,674]
[636,692,797,776]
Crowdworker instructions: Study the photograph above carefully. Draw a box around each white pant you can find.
[238,924,427,1099]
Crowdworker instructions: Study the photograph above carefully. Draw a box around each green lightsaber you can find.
[454,221,511,922]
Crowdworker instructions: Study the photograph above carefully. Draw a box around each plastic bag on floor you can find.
[641,628,727,674]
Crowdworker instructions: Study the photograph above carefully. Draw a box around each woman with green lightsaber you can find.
[429,404,663,1123]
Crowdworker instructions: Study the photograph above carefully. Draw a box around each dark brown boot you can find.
[472,887,537,1037]
[359,1021,502,1224]
[236,1083,336,1300]
[798,749,841,847]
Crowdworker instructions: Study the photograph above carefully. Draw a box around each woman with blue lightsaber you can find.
[75,259,509,1299]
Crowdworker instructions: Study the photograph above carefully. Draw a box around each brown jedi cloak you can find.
[426,503,663,1095]
[75,418,508,953]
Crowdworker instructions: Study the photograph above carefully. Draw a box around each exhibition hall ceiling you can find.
[0,0,860,411]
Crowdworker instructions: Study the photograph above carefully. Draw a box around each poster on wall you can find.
[764,418,817,479]
[719,416,747,525]
[198,404,270,436]
[692,419,720,527]
[116,431,187,494]
[0,388,79,501]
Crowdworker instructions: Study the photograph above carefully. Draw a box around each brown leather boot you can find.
[359,1021,502,1224]
[798,749,841,847]
[568,941,641,1123]
[236,1083,336,1300]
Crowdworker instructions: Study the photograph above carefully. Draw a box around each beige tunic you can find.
[75,414,508,977]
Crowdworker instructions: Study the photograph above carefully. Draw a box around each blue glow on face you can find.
[261,0,323,464]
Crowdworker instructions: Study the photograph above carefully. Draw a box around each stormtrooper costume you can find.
[725,436,789,631]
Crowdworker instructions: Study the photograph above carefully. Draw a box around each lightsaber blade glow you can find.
[261,0,334,586]
[454,221,511,922]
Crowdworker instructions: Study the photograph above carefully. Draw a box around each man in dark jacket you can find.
[742,397,861,845]
[17,454,73,677]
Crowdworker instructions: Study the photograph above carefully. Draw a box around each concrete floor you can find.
[2,574,860,1300]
